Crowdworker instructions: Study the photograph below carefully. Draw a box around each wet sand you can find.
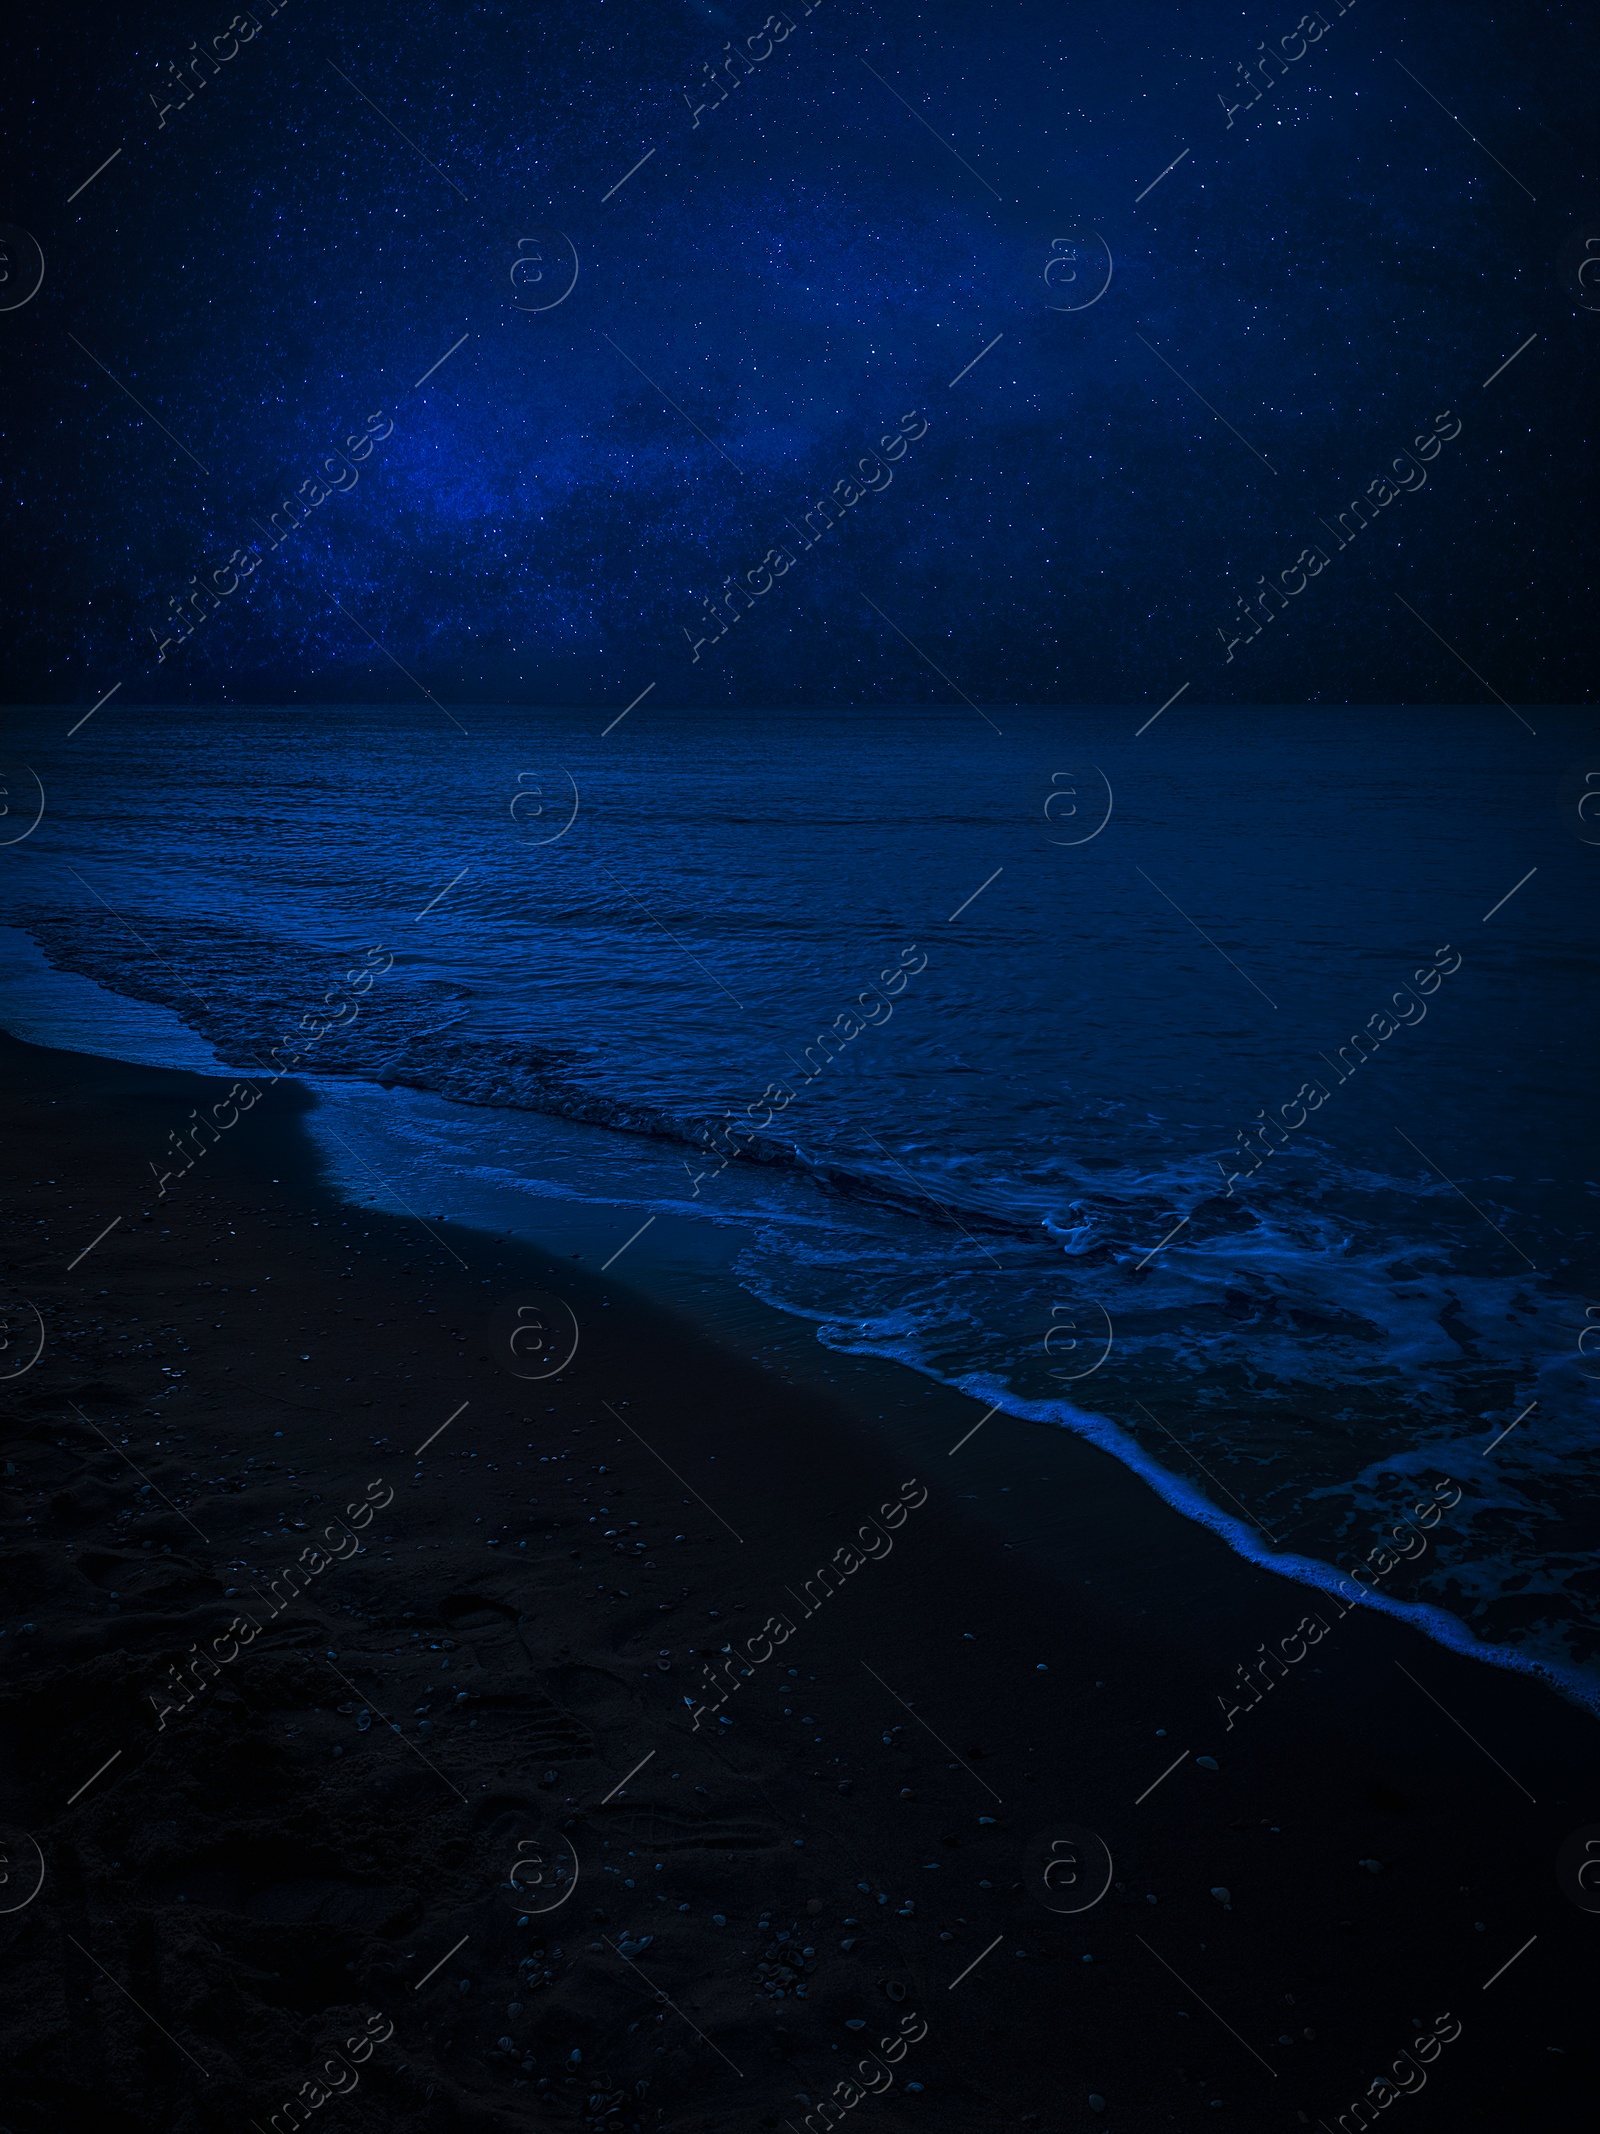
[0,1028,1594,2133]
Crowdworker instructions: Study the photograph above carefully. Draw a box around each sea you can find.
[3,702,1597,1705]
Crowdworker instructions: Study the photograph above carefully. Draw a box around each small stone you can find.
[1088,2096,1106,2113]
[1358,1858,1383,1873]
[1196,1755,1219,1771]
[1211,1887,1232,1908]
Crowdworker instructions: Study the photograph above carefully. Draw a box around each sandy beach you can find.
[0,1028,1593,2132]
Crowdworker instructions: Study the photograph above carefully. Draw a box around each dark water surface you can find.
[4,702,1596,1699]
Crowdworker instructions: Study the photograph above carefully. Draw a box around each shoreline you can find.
[908,1372,1600,1722]
[4,916,1591,1716]
[2,1028,1595,2131]
[299,1062,1600,1725]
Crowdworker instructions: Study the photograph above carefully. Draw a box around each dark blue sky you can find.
[2,0,1595,708]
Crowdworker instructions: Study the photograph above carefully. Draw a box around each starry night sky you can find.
[2,0,1596,710]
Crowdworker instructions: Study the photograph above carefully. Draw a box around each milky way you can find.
[3,0,1594,709]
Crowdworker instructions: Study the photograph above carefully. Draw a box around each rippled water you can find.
[4,702,1597,1700]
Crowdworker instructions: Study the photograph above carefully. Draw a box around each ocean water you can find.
[4,703,1598,1702]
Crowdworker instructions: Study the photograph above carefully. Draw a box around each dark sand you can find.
[1,1030,1595,2133]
